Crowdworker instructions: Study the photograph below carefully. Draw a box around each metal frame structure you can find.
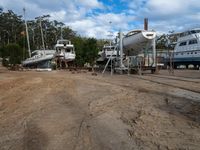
[102,30,157,75]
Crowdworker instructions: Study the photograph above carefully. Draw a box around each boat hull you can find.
[123,31,156,56]
[57,53,76,62]
[22,54,54,68]
[164,50,200,68]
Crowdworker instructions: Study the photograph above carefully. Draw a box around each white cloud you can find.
[147,0,185,15]
[50,10,66,22]
[65,12,135,38]
[1,0,200,38]
[66,19,95,31]
[135,0,200,19]
[128,0,146,10]
[75,0,104,9]
[0,0,44,19]
[123,0,200,33]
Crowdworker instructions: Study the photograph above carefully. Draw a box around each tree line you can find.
[0,9,104,67]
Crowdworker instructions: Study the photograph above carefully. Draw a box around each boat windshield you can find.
[58,40,70,45]
[31,51,39,57]
[103,46,115,51]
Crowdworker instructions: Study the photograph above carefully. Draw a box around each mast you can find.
[119,30,124,68]
[60,26,63,39]
[23,8,31,58]
[39,17,45,51]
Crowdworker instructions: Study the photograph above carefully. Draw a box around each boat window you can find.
[181,52,184,55]
[189,39,197,45]
[191,52,193,54]
[58,40,69,44]
[196,30,200,33]
[66,49,71,52]
[190,30,196,34]
[179,41,187,46]
[195,52,197,54]
[187,52,189,54]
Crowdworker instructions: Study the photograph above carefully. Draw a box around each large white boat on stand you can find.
[165,28,200,69]
[22,50,55,68]
[22,39,76,69]
[54,39,76,68]
[102,29,157,74]
[123,29,156,70]
[102,18,157,74]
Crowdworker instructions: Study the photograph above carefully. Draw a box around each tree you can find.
[0,10,23,46]
[84,38,98,66]
[62,27,76,40]
[72,36,86,66]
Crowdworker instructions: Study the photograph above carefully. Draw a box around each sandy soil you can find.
[0,68,200,150]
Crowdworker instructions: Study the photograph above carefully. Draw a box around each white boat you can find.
[22,50,55,68]
[97,44,119,62]
[22,39,76,68]
[101,28,157,73]
[172,28,200,68]
[123,30,156,55]
[22,9,56,69]
[54,39,75,62]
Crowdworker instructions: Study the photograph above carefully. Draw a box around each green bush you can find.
[72,37,98,67]
[1,43,24,66]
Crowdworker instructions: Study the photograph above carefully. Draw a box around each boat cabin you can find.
[180,29,200,37]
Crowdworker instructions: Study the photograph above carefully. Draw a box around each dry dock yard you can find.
[0,68,200,150]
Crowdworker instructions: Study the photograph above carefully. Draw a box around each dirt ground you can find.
[0,67,200,150]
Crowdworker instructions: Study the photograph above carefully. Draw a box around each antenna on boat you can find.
[23,8,31,58]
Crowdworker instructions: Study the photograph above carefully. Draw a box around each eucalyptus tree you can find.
[0,10,23,46]
[62,27,76,40]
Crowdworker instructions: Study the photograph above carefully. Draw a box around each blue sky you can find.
[1,0,200,38]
